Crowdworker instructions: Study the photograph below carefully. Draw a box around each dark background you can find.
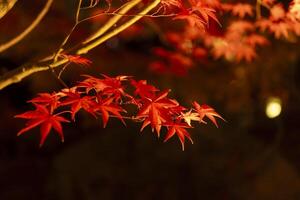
[1,0,300,199]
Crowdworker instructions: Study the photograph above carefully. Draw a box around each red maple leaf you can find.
[78,75,108,92]
[60,54,92,67]
[269,21,291,39]
[100,74,130,101]
[94,97,126,128]
[60,90,97,120]
[28,92,61,113]
[131,79,158,99]
[256,19,291,39]
[245,34,269,47]
[173,9,206,30]
[164,122,193,151]
[227,20,255,33]
[79,75,129,101]
[193,101,224,127]
[15,104,69,147]
[160,0,183,10]
[189,1,220,25]
[137,90,178,136]
[209,21,260,62]
[270,4,286,21]
[256,19,272,32]
[234,44,257,62]
[231,3,253,18]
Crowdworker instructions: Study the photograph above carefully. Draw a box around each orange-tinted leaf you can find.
[131,79,158,98]
[61,54,92,67]
[231,3,253,18]
[164,123,193,151]
[193,101,224,127]
[160,0,183,9]
[270,4,286,21]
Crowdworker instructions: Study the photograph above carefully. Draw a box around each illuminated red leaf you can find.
[164,122,193,151]
[131,79,158,98]
[61,54,92,67]
[193,101,224,127]
[94,97,126,128]
[174,9,206,30]
[189,1,220,25]
[15,104,69,147]
[28,92,61,112]
[60,90,96,120]
[137,90,177,136]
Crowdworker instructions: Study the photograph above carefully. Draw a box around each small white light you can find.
[265,97,282,118]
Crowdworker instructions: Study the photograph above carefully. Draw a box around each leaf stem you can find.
[53,0,83,62]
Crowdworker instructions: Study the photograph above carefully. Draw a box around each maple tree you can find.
[0,0,300,150]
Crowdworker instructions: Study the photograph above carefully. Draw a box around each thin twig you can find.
[81,0,99,9]
[48,65,69,88]
[80,10,176,23]
[58,63,70,78]
[76,0,83,22]
[83,0,141,44]
[78,0,161,54]
[53,0,83,62]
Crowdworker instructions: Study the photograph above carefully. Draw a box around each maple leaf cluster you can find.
[147,0,300,75]
[16,74,224,150]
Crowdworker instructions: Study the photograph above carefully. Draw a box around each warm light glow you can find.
[265,97,282,118]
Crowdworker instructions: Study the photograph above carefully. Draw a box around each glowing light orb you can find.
[265,97,282,118]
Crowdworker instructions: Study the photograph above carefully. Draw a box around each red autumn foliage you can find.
[16,75,224,150]
[144,0,300,74]
[11,0,300,150]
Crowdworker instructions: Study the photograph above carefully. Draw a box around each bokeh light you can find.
[265,97,282,118]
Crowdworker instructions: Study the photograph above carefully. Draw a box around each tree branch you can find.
[77,0,161,54]
[0,0,18,19]
[0,0,53,53]
[83,0,141,44]
[0,58,68,90]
